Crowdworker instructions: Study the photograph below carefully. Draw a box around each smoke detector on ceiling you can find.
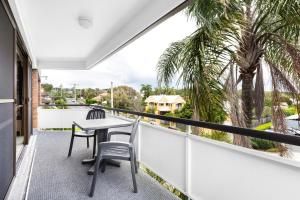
[78,16,93,29]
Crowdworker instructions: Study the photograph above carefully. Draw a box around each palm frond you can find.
[157,41,185,86]
[225,63,246,127]
[269,61,291,157]
[266,58,299,95]
[278,37,300,77]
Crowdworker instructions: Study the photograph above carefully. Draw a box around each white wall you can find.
[38,108,300,200]
[138,123,300,200]
[38,107,90,129]
[188,135,300,200]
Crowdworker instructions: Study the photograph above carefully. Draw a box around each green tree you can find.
[85,99,98,105]
[41,83,53,93]
[152,87,177,95]
[175,102,193,119]
[140,84,153,101]
[157,0,300,149]
[106,86,143,111]
[54,98,66,109]
[84,88,97,100]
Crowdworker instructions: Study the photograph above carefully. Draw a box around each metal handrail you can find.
[39,104,300,146]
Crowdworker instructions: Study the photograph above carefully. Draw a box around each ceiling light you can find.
[78,17,93,29]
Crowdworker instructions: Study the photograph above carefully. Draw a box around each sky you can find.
[41,10,197,90]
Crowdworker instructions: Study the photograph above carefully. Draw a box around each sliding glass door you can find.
[0,2,15,199]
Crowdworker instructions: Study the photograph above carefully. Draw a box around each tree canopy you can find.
[157,0,300,149]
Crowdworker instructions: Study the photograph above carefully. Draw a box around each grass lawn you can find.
[254,122,272,131]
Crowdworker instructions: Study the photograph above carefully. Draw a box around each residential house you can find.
[145,95,186,115]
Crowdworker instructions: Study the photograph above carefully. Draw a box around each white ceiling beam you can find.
[37,59,86,70]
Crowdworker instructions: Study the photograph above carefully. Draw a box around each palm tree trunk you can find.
[232,73,253,147]
[232,2,257,148]
[192,104,202,135]
[241,73,254,128]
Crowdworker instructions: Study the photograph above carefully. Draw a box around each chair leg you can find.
[134,151,138,174]
[87,137,90,148]
[101,160,106,173]
[68,133,75,157]
[89,154,102,197]
[130,152,138,193]
[93,134,96,157]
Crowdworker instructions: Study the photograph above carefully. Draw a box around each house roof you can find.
[145,95,185,104]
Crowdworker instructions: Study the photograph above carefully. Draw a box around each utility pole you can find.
[60,84,63,97]
[73,83,78,101]
[111,82,114,114]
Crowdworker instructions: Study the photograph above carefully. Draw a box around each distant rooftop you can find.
[145,95,185,104]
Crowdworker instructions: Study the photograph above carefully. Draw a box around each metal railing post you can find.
[62,105,64,131]
[137,121,142,168]
[185,125,191,199]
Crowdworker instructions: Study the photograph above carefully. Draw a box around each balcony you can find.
[2,1,300,199]
[26,131,178,200]
[10,106,299,200]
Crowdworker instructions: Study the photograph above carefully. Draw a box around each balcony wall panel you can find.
[38,108,89,129]
[139,123,186,192]
[189,135,300,200]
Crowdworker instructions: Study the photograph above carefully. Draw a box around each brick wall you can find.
[32,69,40,128]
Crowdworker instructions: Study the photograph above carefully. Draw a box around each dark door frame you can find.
[1,0,32,179]
[15,41,30,147]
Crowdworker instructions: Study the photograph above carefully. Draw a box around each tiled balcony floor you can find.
[27,131,179,200]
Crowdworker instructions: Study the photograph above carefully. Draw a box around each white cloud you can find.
[41,10,197,90]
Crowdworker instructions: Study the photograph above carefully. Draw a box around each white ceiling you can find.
[8,0,187,69]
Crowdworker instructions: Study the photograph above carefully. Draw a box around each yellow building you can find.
[145,95,186,115]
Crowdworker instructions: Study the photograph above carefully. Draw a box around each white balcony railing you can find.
[38,107,300,200]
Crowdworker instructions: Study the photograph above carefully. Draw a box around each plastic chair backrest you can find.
[129,117,141,143]
[86,108,105,120]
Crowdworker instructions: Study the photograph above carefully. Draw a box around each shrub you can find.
[146,108,155,114]
[264,98,272,107]
[266,148,279,153]
[204,131,232,143]
[175,102,193,119]
[54,99,66,109]
[280,95,293,106]
[85,99,97,105]
[283,106,297,116]
[251,138,276,150]
[163,112,175,117]
[262,106,272,117]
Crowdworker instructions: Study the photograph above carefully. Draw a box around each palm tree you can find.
[140,84,153,101]
[157,0,300,149]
